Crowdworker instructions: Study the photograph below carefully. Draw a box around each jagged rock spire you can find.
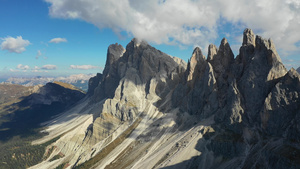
[186,47,206,82]
[207,44,218,61]
[105,43,125,67]
[103,43,125,77]
[243,28,255,46]
[208,38,234,78]
[190,47,205,66]
[218,38,234,67]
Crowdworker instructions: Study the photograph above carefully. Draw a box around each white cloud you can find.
[41,64,57,70]
[17,64,30,70]
[31,66,48,72]
[70,65,101,70]
[9,69,19,72]
[36,50,42,59]
[45,0,300,53]
[49,38,67,43]
[1,36,31,53]
[31,69,48,73]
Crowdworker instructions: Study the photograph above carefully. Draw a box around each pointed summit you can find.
[106,43,125,67]
[191,47,205,63]
[186,47,207,82]
[102,43,125,77]
[209,38,234,78]
[127,38,148,50]
[207,44,218,62]
[219,38,234,59]
[191,47,206,68]
[243,28,256,46]
[221,37,228,45]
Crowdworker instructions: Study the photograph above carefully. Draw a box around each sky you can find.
[1,0,300,79]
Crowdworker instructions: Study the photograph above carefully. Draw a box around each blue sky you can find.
[1,0,300,79]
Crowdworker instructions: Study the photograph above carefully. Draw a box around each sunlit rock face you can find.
[30,29,300,169]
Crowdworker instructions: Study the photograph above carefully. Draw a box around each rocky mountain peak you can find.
[218,38,234,64]
[186,47,207,82]
[243,28,256,46]
[190,47,205,66]
[207,44,218,61]
[105,43,125,66]
[125,38,148,53]
[208,37,234,79]
[221,37,228,45]
[286,68,300,82]
[255,36,282,64]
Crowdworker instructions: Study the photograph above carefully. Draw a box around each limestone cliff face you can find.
[87,39,186,143]
[87,73,102,96]
[31,29,300,169]
[170,28,299,168]
[260,68,300,140]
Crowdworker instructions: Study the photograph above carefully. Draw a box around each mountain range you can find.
[2,74,95,92]
[1,28,300,169]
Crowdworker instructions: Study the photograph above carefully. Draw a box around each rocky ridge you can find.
[30,29,300,169]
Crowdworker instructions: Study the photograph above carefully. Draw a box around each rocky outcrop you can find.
[260,68,300,140]
[235,30,287,125]
[172,46,218,118]
[171,28,298,168]
[92,43,125,102]
[88,38,186,143]
[87,73,102,95]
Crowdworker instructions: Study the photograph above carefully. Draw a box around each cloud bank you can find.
[41,64,57,70]
[1,36,31,53]
[45,0,300,53]
[70,65,101,70]
[49,37,67,43]
[17,64,30,70]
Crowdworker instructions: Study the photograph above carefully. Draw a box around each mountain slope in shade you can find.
[29,29,300,169]
[0,82,85,169]
[0,82,85,140]
[297,67,300,74]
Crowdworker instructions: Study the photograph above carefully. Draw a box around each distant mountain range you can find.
[1,74,95,92]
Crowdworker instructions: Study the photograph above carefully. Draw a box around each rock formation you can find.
[29,29,300,169]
